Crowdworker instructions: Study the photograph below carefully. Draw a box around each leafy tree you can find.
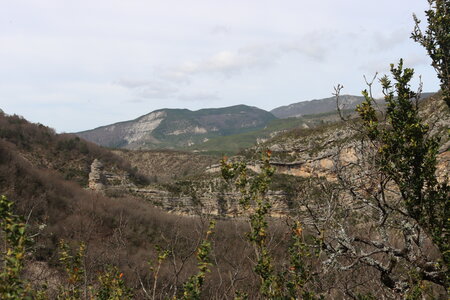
[58,241,87,299]
[357,60,448,288]
[180,220,215,300]
[310,1,450,294]
[0,195,33,300]
[221,152,320,298]
[95,266,132,300]
[359,61,449,264]
[412,0,450,107]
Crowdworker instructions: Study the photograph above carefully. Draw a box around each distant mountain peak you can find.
[76,105,276,150]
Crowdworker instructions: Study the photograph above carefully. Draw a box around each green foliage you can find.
[181,220,215,300]
[356,60,449,282]
[355,294,377,300]
[149,245,170,300]
[357,90,379,139]
[58,242,134,299]
[57,241,86,299]
[412,0,450,107]
[221,151,278,297]
[284,221,314,299]
[94,266,133,300]
[221,152,321,299]
[191,110,350,155]
[190,117,309,155]
[0,195,33,300]
[404,271,434,300]
[234,290,249,300]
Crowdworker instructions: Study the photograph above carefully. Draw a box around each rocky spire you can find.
[88,159,105,190]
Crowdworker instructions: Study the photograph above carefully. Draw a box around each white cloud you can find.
[147,36,330,84]
[115,44,281,100]
[114,79,155,89]
[115,79,179,99]
[169,46,279,79]
[403,55,430,68]
[178,92,221,102]
[210,25,230,35]
[360,54,431,75]
[371,28,409,52]
[359,58,392,74]
[139,85,179,99]
[0,0,440,132]
[281,31,335,62]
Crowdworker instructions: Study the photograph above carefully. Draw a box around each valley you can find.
[1,1,449,296]
[0,88,448,298]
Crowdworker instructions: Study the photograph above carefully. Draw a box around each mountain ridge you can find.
[270,94,365,118]
[76,104,276,149]
[76,92,437,152]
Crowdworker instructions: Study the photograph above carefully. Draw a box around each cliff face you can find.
[76,105,276,150]
[132,187,290,217]
[254,93,450,181]
[88,159,106,190]
[76,111,166,149]
[86,161,291,217]
[84,93,449,218]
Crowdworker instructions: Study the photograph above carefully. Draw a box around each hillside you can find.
[76,105,276,150]
[0,110,280,298]
[270,94,365,118]
[0,112,148,187]
[246,92,450,180]
[188,108,353,155]
[112,149,218,182]
[0,91,448,298]
[270,93,436,119]
[75,95,391,154]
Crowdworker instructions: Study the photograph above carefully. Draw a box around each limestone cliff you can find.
[88,159,105,190]
[76,105,276,150]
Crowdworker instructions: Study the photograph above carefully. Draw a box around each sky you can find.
[0,0,440,133]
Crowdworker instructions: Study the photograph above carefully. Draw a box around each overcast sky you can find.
[0,0,439,132]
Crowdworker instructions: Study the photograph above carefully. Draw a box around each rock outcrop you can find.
[252,93,450,182]
[88,158,136,192]
[132,187,290,217]
[88,159,106,190]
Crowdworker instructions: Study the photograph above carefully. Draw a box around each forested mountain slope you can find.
[76,105,276,150]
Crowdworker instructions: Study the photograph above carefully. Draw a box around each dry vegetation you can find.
[2,110,437,299]
[0,112,148,187]
[0,112,293,298]
[112,149,217,183]
[0,1,449,298]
